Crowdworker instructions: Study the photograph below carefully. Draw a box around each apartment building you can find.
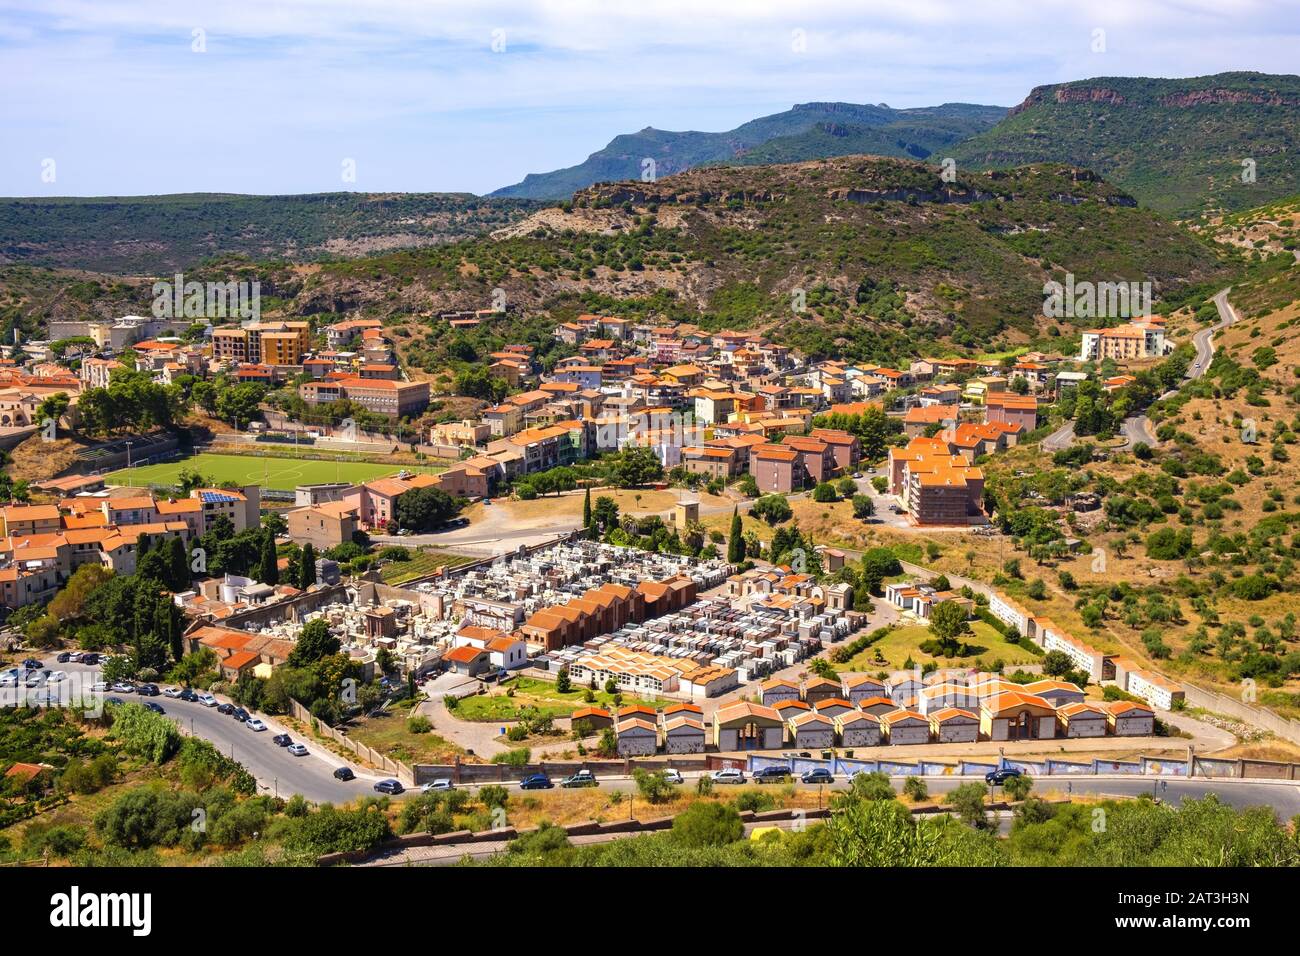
[298,377,430,419]
[212,321,310,366]
[1079,320,1165,361]
[286,500,359,551]
[985,394,1039,432]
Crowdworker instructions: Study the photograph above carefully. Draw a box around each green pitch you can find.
[106,453,444,491]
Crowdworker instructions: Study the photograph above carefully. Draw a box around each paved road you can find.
[1041,421,1076,452]
[1186,286,1240,381]
[10,656,389,803]
[1119,414,1157,449]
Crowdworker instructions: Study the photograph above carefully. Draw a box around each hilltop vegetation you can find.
[954,72,1300,217]
[307,156,1229,366]
[0,192,541,274]
[491,101,1007,199]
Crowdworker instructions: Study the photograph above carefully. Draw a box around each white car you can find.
[0,670,19,687]
[246,718,268,732]
[661,769,685,785]
[163,687,183,698]
[67,651,84,663]
[421,779,455,793]
[286,743,309,757]
[90,681,108,694]
[109,682,135,694]
[711,769,746,785]
[196,693,218,707]
[46,670,68,683]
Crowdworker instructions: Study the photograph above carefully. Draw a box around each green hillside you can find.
[953,72,1300,217]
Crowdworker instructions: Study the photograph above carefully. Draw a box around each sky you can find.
[1,0,1298,197]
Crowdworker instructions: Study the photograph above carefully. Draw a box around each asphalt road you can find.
[1186,286,1239,381]
[8,656,390,803]
[1041,421,1076,452]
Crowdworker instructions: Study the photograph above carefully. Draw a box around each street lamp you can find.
[125,441,134,486]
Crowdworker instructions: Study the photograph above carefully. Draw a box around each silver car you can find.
[711,769,746,785]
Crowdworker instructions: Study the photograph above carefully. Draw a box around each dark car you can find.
[272,733,293,747]
[216,702,235,715]
[519,773,554,790]
[231,707,250,722]
[373,778,404,795]
[56,652,71,663]
[143,701,166,714]
[105,697,125,706]
[81,653,100,666]
[985,767,1023,786]
[137,683,160,697]
[178,688,197,702]
[23,658,42,670]
[333,766,356,782]
[801,768,834,785]
[753,766,792,784]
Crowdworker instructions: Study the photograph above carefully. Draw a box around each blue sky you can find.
[2,0,1298,197]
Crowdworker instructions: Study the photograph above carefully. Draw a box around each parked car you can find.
[163,687,183,698]
[801,768,834,785]
[985,767,1022,786]
[272,733,292,747]
[374,778,405,795]
[231,707,250,722]
[246,718,268,732]
[109,682,134,694]
[67,651,83,663]
[0,670,19,687]
[216,702,235,715]
[333,766,356,781]
[178,688,197,702]
[46,670,68,683]
[286,743,309,757]
[136,683,159,697]
[711,769,746,785]
[661,768,685,785]
[56,652,71,663]
[143,702,166,714]
[560,770,598,788]
[519,773,554,790]
[23,658,42,670]
[90,681,108,694]
[753,766,792,784]
[197,693,218,707]
[81,654,100,666]
[421,779,455,793]
[25,671,47,687]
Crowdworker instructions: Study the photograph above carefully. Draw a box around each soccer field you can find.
[105,453,443,491]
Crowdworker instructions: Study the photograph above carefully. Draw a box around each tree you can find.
[1042,650,1074,678]
[612,445,664,488]
[727,507,744,563]
[812,482,838,503]
[751,495,792,525]
[166,535,190,592]
[946,782,991,829]
[289,618,340,667]
[257,531,279,585]
[299,543,317,590]
[1003,773,1034,801]
[930,601,971,649]
[671,802,743,847]
[592,495,619,534]
[555,665,571,694]
[851,494,874,519]
[394,487,458,532]
[582,488,592,529]
[632,768,678,805]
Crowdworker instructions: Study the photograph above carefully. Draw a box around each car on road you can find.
[374,778,405,795]
[519,773,554,790]
[753,766,792,784]
[711,769,746,785]
[286,743,309,757]
[109,682,135,694]
[90,681,107,694]
[197,693,218,707]
[143,702,166,714]
[985,767,1023,786]
[231,707,250,722]
[333,766,356,782]
[421,779,455,793]
[801,768,834,785]
[560,770,598,788]
[137,683,159,697]
[178,688,197,702]
[216,702,235,715]
[163,687,183,698]
[661,769,685,785]
[56,652,71,663]
[272,733,293,747]
[246,718,268,732]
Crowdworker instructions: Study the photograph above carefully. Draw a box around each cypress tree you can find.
[167,535,189,591]
[258,531,279,585]
[727,507,744,563]
[583,487,592,528]
[300,542,317,589]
